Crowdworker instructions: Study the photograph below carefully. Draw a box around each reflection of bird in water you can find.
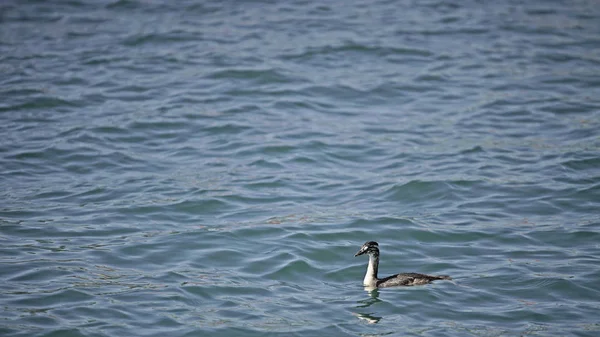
[356,288,381,307]
[352,312,381,324]
[355,241,451,288]
[353,288,382,323]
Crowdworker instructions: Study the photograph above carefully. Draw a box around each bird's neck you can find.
[363,253,379,287]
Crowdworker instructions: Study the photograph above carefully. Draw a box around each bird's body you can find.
[355,241,451,288]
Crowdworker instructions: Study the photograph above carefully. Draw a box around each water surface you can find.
[1,0,600,336]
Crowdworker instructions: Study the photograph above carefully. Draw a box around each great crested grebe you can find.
[355,241,451,288]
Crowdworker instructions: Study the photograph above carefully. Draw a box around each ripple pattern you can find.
[1,0,600,336]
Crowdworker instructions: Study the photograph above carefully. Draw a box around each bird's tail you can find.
[435,275,452,280]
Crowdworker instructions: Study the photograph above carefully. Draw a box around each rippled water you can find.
[2,0,600,336]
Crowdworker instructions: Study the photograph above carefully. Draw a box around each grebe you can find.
[354,241,451,288]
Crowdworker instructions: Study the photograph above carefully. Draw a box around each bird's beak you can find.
[354,248,366,257]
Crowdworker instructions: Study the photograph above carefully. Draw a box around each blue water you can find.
[1,0,600,336]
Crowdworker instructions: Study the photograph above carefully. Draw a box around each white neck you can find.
[363,254,379,287]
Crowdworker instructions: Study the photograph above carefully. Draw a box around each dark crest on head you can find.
[355,241,380,257]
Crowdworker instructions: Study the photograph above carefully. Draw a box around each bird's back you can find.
[376,272,451,287]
